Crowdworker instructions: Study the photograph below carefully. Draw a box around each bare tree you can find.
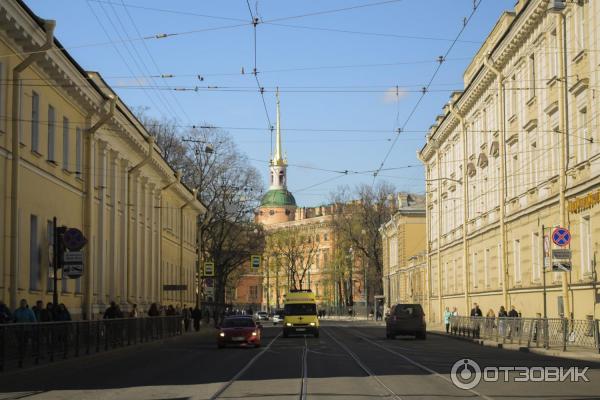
[330,182,396,307]
[266,226,321,291]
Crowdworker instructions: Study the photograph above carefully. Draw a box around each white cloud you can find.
[383,87,409,104]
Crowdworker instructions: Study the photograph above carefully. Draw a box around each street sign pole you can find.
[53,217,59,307]
[542,224,547,319]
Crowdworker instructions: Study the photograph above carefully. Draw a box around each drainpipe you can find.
[179,189,198,308]
[9,20,55,309]
[483,55,509,310]
[449,104,469,314]
[126,136,155,304]
[158,170,181,305]
[436,150,443,323]
[84,97,116,320]
[556,12,571,319]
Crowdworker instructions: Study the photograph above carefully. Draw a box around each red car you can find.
[217,317,262,348]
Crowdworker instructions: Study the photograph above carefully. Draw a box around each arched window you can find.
[270,172,274,185]
[279,171,285,186]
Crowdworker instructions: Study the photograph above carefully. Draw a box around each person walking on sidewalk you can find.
[470,303,483,338]
[192,306,202,331]
[14,299,36,323]
[443,307,453,333]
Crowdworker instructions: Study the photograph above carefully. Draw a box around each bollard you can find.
[562,318,568,352]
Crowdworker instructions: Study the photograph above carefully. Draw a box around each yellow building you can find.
[419,0,599,322]
[0,0,204,318]
[379,194,427,310]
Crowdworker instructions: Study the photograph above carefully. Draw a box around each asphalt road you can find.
[0,320,599,400]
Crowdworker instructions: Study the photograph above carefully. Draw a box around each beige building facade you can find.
[0,0,204,318]
[380,194,427,310]
[419,0,600,322]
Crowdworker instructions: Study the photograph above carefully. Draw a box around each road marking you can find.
[323,328,403,400]
[300,336,309,400]
[209,332,281,400]
[349,329,495,400]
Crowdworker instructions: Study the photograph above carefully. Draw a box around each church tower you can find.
[257,89,297,225]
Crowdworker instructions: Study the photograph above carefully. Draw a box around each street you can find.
[0,321,599,400]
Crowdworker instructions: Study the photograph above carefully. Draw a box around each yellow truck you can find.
[282,289,319,338]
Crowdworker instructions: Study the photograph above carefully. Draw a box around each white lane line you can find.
[209,332,281,400]
[323,328,402,400]
[300,336,308,400]
[349,329,495,400]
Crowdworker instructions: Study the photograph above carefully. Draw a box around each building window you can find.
[48,105,55,162]
[484,248,490,288]
[76,127,82,176]
[550,30,558,78]
[18,80,24,143]
[532,232,541,282]
[576,1,586,51]
[443,262,448,293]
[581,215,592,275]
[31,91,40,153]
[0,62,4,133]
[497,244,503,287]
[471,253,478,288]
[452,259,457,292]
[29,214,40,291]
[514,239,521,284]
[578,107,589,163]
[389,235,398,268]
[529,53,536,100]
[62,117,69,170]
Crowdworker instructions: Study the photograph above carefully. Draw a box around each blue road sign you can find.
[552,227,571,247]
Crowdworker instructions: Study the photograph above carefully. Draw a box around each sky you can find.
[25,0,515,206]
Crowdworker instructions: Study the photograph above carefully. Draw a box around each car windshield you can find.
[222,318,255,328]
[284,303,317,316]
[394,305,423,318]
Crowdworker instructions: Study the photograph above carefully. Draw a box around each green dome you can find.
[260,189,297,207]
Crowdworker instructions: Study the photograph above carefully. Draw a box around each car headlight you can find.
[252,331,258,336]
[219,332,225,337]
[285,322,292,327]
[309,322,316,326]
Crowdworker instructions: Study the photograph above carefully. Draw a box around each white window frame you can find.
[581,215,592,275]
[31,91,40,153]
[62,116,69,170]
[514,239,521,284]
[484,248,490,288]
[472,252,478,288]
[47,105,55,162]
[532,232,541,282]
[76,127,82,176]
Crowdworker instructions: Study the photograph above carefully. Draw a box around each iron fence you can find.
[448,316,600,352]
[0,316,183,372]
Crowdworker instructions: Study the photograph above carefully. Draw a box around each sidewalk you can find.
[325,317,600,363]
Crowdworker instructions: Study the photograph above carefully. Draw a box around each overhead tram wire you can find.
[117,0,193,124]
[86,0,171,121]
[100,0,186,122]
[372,0,484,184]
[245,0,274,148]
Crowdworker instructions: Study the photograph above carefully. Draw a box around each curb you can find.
[428,330,600,363]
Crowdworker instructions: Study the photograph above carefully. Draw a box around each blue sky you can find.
[26,0,515,206]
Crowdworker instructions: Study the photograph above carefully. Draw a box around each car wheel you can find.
[283,331,289,338]
[416,331,427,340]
[217,343,225,349]
[314,331,319,338]
[385,332,393,339]
[255,343,261,348]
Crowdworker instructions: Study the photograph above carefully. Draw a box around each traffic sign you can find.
[251,255,261,269]
[63,251,84,264]
[204,262,214,276]
[552,262,571,272]
[63,228,87,251]
[552,249,572,260]
[63,264,83,278]
[552,227,571,247]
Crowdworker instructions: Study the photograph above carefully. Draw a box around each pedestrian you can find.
[148,303,160,317]
[443,306,453,334]
[55,303,71,321]
[451,307,458,334]
[103,301,120,319]
[508,305,520,338]
[485,309,495,335]
[130,304,139,318]
[182,305,191,331]
[167,305,176,316]
[470,302,483,317]
[498,305,508,337]
[192,306,202,331]
[0,300,12,324]
[33,300,53,322]
[469,303,482,338]
[14,299,36,323]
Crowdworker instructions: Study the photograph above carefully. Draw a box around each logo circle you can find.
[451,358,481,390]
[551,227,571,247]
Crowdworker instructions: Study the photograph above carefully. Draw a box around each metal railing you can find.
[0,316,183,372]
[448,316,600,352]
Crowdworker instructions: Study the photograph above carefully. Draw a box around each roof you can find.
[260,189,297,207]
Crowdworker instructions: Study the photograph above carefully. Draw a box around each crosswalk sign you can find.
[204,262,214,276]
[251,255,261,270]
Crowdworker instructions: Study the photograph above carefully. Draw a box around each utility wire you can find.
[372,0,484,183]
